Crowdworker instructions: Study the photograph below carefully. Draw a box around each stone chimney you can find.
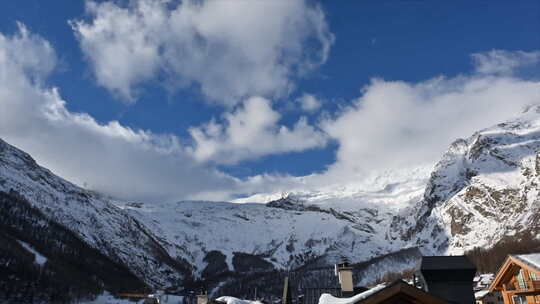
[335,262,354,297]
[197,293,208,304]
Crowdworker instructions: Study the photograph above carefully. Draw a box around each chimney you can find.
[417,256,476,304]
[335,262,354,297]
[197,291,208,304]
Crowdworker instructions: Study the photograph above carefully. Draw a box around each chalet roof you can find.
[420,256,476,271]
[514,253,540,272]
[215,296,263,304]
[318,280,448,304]
[318,284,387,304]
[490,253,540,291]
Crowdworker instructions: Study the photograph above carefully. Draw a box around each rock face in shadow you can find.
[232,252,275,273]
[202,250,229,279]
[0,190,149,302]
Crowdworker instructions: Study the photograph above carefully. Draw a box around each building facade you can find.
[490,254,540,304]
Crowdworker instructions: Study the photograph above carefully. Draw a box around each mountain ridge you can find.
[1,105,540,300]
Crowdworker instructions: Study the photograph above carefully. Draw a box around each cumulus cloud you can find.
[321,50,540,177]
[0,24,237,202]
[71,0,334,104]
[3,23,540,204]
[234,50,540,199]
[188,96,327,164]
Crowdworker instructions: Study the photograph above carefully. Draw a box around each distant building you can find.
[474,273,503,304]
[490,253,540,304]
[475,289,504,304]
[475,274,495,291]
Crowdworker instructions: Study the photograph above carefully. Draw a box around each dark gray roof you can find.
[421,256,476,271]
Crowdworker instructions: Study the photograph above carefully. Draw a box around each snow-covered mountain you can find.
[0,135,422,297]
[408,104,540,253]
[1,105,540,299]
[0,138,191,290]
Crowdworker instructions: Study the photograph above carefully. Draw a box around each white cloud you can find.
[0,24,237,202]
[321,51,540,177]
[233,50,540,199]
[297,93,322,112]
[188,96,327,164]
[3,23,540,204]
[472,49,540,76]
[71,0,334,104]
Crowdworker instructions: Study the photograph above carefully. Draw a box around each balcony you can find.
[504,280,540,292]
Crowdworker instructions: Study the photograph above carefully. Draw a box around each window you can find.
[530,271,538,280]
[517,269,527,289]
[513,295,527,304]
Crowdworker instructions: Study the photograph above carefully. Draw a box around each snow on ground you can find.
[81,292,143,304]
[81,293,183,304]
[17,240,47,266]
[216,296,264,304]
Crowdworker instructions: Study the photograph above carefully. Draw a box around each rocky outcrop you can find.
[410,105,540,253]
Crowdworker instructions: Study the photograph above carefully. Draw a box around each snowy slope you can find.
[411,105,540,254]
[233,166,431,213]
[0,138,190,289]
[118,199,412,277]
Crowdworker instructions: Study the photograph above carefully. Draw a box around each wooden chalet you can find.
[490,253,540,304]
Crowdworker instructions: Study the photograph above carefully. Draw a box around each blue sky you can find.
[0,1,539,202]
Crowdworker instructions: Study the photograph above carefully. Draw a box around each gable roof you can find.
[514,253,540,273]
[318,280,448,304]
[490,253,540,291]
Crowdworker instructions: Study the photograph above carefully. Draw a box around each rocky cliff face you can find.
[408,105,540,254]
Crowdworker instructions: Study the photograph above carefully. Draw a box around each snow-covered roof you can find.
[474,290,489,299]
[318,284,386,304]
[215,296,263,304]
[515,253,540,272]
[473,273,494,288]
